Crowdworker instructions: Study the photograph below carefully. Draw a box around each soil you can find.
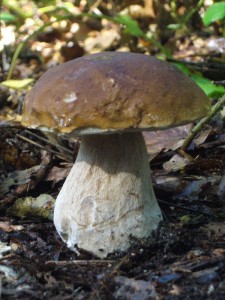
[1,125,225,299]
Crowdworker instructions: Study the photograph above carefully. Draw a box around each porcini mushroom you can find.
[22,52,210,258]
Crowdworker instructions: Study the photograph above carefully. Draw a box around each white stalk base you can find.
[54,132,162,258]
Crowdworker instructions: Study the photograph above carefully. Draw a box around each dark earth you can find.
[1,120,225,299]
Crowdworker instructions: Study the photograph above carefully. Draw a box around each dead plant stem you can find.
[181,94,225,151]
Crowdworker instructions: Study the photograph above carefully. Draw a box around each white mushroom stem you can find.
[54,132,162,258]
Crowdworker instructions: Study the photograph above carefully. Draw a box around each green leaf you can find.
[203,2,225,26]
[1,78,34,89]
[191,74,225,97]
[0,12,17,23]
[38,2,73,14]
[167,24,181,30]
[175,62,225,97]
[174,62,191,75]
[180,215,191,223]
[38,5,57,14]
[113,15,144,37]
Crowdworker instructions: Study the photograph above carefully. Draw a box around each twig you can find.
[25,129,74,155]
[168,58,225,71]
[181,94,225,151]
[88,255,128,300]
[0,254,14,261]
[158,199,212,216]
[0,124,23,129]
[182,0,204,25]
[88,0,103,13]
[45,259,116,267]
[16,134,72,162]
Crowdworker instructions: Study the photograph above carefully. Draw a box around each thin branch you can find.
[181,94,225,151]
[25,130,74,155]
[16,134,72,162]
[182,0,204,25]
[45,259,116,267]
[168,58,225,71]
[158,199,213,216]
[88,0,103,13]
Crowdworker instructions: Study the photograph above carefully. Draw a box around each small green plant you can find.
[175,62,225,97]
[203,2,225,26]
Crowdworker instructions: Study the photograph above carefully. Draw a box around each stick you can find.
[16,134,71,162]
[45,259,116,267]
[181,94,225,151]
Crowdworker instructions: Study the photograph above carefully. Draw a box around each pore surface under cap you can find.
[22,51,210,133]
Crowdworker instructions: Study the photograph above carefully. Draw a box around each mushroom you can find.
[22,52,210,258]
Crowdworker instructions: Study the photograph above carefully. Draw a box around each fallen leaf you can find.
[84,27,120,54]
[193,128,211,147]
[177,176,220,201]
[0,241,12,258]
[163,154,191,172]
[0,165,43,196]
[0,221,24,232]
[1,79,34,89]
[6,194,55,220]
[144,124,192,154]
[45,165,71,184]
[114,276,156,300]
[0,151,51,197]
[0,265,18,281]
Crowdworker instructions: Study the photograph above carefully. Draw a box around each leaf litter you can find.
[1,0,225,299]
[1,118,225,299]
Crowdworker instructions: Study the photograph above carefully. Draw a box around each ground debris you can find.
[6,194,55,220]
[114,276,156,300]
[0,0,225,298]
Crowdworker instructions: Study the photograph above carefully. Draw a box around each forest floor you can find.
[1,100,225,299]
[1,1,225,299]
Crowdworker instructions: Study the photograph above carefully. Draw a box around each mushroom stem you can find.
[54,132,162,258]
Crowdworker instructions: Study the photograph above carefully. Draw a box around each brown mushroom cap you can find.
[22,52,210,134]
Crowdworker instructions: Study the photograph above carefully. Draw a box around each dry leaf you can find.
[0,221,24,232]
[163,154,191,172]
[45,165,71,184]
[144,124,192,154]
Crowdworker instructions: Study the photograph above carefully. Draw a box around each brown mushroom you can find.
[22,52,210,258]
